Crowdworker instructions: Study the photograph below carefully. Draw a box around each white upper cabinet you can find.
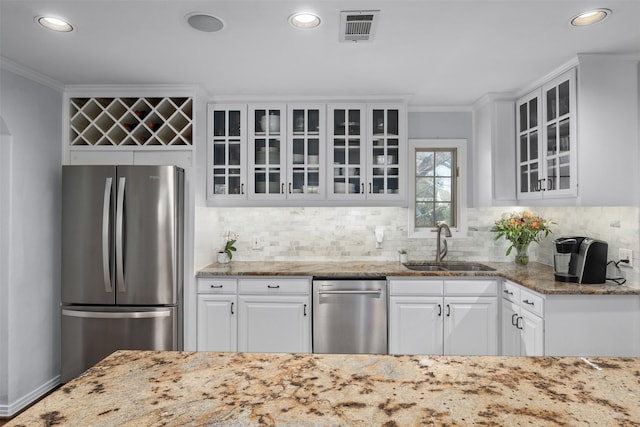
[327,103,406,203]
[327,104,366,200]
[248,104,288,200]
[287,104,326,200]
[366,105,406,202]
[207,100,406,206]
[516,68,577,200]
[207,104,247,201]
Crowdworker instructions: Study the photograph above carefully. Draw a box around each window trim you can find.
[408,139,467,239]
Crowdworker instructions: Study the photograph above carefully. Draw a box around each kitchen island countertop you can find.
[197,261,639,295]
[7,350,639,426]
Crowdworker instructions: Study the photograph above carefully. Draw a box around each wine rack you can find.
[69,97,193,146]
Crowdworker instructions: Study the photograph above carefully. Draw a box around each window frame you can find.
[408,139,467,239]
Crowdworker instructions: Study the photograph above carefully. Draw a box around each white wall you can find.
[0,68,62,416]
[0,118,11,411]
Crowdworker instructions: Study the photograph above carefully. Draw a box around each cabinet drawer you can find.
[520,288,544,317]
[198,278,237,294]
[389,280,443,296]
[444,280,497,296]
[502,280,521,303]
[238,278,310,295]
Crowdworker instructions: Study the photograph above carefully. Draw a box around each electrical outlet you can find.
[252,237,261,250]
[619,248,633,268]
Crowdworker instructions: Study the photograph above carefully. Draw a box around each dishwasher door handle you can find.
[317,289,382,295]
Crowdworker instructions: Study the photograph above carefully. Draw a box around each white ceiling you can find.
[1,0,639,106]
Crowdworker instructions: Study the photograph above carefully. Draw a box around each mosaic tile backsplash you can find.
[195,206,639,287]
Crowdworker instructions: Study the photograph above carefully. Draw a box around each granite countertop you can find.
[197,261,639,295]
[8,350,639,426]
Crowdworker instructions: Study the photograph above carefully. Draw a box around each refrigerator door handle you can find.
[116,176,126,293]
[102,177,113,293]
[62,309,171,319]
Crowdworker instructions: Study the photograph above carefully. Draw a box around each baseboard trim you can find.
[0,375,60,418]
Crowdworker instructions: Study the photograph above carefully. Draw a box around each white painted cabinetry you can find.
[237,278,311,353]
[197,276,311,353]
[207,101,406,206]
[388,278,498,356]
[196,278,238,352]
[501,280,544,356]
[516,68,577,200]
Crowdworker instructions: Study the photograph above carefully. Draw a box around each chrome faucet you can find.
[435,222,452,262]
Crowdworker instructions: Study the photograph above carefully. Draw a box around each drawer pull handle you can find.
[267,285,280,289]
[503,289,513,295]
[511,313,518,326]
[523,299,535,306]
[210,285,223,289]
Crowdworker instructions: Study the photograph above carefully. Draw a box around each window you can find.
[408,139,467,238]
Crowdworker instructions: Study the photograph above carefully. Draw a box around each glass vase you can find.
[514,242,530,265]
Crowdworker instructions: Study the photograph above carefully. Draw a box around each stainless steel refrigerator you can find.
[61,165,184,382]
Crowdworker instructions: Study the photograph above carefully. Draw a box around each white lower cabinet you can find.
[197,276,311,353]
[501,295,544,356]
[197,294,237,352]
[388,279,498,356]
[196,278,238,352]
[444,296,498,355]
[237,278,311,353]
[389,296,444,355]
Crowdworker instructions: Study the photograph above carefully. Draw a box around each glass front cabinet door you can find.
[328,103,405,202]
[248,104,287,199]
[366,104,406,201]
[516,68,576,199]
[287,104,325,200]
[207,104,247,201]
[328,104,366,200]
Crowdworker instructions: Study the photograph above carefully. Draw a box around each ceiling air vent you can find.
[339,10,380,42]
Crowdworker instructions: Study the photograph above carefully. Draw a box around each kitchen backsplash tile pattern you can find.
[195,206,639,288]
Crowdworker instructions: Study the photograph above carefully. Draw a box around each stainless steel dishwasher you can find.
[312,277,387,354]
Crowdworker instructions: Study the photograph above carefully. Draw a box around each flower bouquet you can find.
[491,211,553,265]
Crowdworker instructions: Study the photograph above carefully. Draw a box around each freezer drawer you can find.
[61,306,179,383]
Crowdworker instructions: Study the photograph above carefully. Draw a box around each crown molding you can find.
[0,56,64,92]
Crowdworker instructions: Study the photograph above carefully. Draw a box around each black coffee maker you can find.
[553,237,608,284]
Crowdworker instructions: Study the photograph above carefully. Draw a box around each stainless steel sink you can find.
[403,262,495,272]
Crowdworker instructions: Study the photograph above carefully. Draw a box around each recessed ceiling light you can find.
[186,13,224,33]
[289,12,321,29]
[36,16,73,32]
[570,8,611,26]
